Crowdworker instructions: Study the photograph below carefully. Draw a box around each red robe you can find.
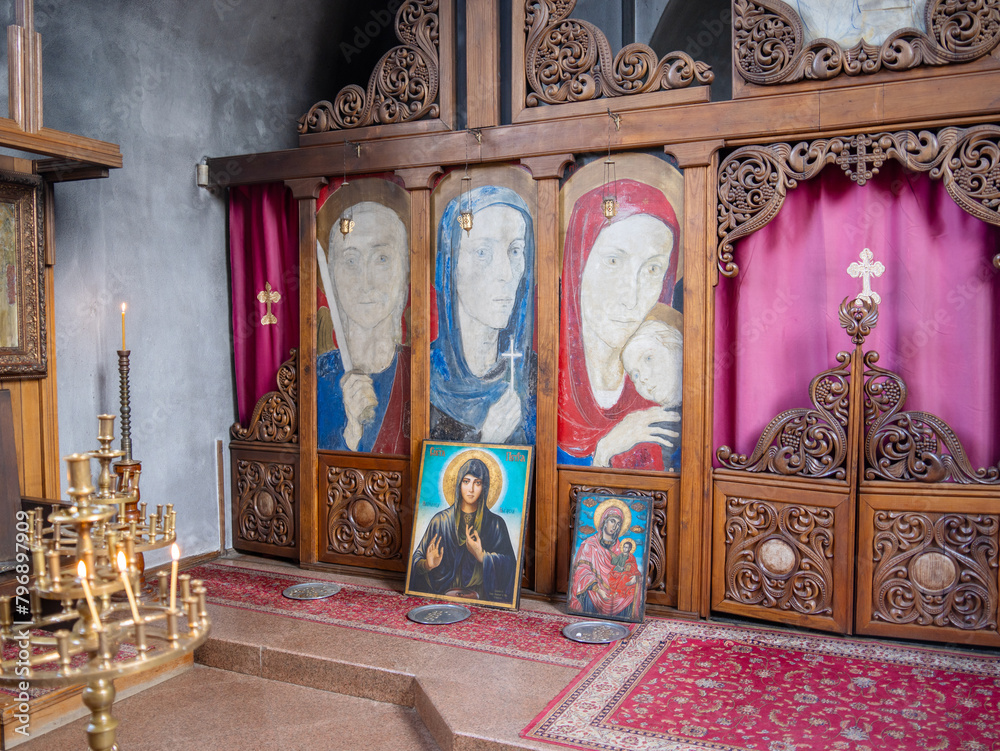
[558,179,680,470]
[569,535,642,619]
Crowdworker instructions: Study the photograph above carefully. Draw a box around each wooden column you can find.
[521,154,574,595]
[9,0,42,132]
[396,166,443,519]
[285,177,327,565]
[665,141,723,617]
[465,0,501,129]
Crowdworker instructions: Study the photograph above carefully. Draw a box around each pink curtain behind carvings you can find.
[229,183,299,425]
[714,162,1000,470]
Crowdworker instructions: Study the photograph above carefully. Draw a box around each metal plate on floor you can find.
[407,604,471,625]
[562,620,630,644]
[282,582,341,600]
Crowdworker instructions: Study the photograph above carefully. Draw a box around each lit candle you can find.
[116,551,141,624]
[120,303,126,350]
[77,561,103,631]
[169,543,179,611]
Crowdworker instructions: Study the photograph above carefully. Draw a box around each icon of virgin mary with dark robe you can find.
[409,454,518,604]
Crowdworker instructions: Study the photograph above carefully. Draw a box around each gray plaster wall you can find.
[36,0,382,565]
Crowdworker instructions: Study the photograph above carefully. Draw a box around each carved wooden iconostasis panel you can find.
[712,125,1000,644]
[231,351,300,560]
[732,0,1000,96]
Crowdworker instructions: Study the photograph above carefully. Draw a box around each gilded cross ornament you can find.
[847,248,885,304]
[257,282,281,326]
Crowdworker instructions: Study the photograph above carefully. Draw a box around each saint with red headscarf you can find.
[558,178,682,470]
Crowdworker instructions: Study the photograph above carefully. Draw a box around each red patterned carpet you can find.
[523,618,1000,751]
[187,562,610,668]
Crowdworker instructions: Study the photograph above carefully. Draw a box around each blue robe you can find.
[410,503,517,604]
[317,348,404,452]
[429,184,536,444]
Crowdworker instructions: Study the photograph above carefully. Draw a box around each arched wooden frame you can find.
[734,0,1000,87]
[717,124,1000,278]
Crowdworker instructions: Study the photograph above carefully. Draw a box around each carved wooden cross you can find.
[257,282,281,326]
[501,339,522,385]
[847,248,885,304]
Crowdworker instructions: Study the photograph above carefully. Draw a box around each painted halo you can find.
[592,497,632,535]
[442,450,503,509]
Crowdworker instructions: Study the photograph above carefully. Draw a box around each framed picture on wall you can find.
[0,171,44,378]
[567,492,653,623]
[405,440,534,610]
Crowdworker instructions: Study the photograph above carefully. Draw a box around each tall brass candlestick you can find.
[117,350,133,463]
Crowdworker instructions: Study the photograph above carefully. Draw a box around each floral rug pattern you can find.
[523,619,1000,751]
[188,562,609,668]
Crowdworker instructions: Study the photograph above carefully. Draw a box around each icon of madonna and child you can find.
[558,174,685,472]
[405,443,533,610]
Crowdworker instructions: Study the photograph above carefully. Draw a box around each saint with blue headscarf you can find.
[430,184,536,444]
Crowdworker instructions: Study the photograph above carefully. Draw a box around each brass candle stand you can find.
[0,416,210,751]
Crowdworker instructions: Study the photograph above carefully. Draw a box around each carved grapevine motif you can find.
[231,350,298,443]
[523,0,713,106]
[718,126,1000,276]
[298,0,440,132]
[724,497,835,616]
[734,0,1000,86]
[235,460,296,547]
[326,466,405,560]
[871,511,999,629]
[568,485,667,594]
[716,352,852,479]
[864,351,1000,483]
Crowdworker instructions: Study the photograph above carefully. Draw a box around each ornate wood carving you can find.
[718,125,1000,276]
[234,459,296,548]
[734,0,1000,86]
[864,350,1000,484]
[716,353,852,479]
[230,350,298,444]
[870,510,999,630]
[522,0,713,107]
[325,465,406,561]
[568,484,668,594]
[298,0,441,132]
[723,496,835,616]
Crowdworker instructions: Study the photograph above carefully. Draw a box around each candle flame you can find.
[171,543,180,561]
[121,303,126,313]
[116,550,127,572]
[77,560,87,577]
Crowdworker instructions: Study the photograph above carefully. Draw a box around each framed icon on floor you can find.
[405,441,534,610]
[566,492,653,623]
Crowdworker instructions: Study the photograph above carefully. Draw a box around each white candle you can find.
[77,560,103,631]
[116,551,141,624]
[169,543,179,612]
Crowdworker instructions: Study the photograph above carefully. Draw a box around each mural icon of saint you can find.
[317,200,410,453]
[431,185,536,444]
[559,179,681,470]
[409,451,517,603]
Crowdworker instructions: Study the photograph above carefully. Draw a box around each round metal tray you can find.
[406,603,472,625]
[562,620,630,644]
[282,582,342,600]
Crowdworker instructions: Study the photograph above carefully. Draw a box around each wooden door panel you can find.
[712,472,853,633]
[231,443,300,561]
[317,452,411,572]
[856,484,1000,647]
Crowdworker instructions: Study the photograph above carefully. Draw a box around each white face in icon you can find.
[623,320,683,406]
[329,202,408,330]
[455,205,527,331]
[580,214,673,350]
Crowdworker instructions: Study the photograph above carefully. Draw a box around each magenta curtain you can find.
[229,183,299,425]
[715,162,1000,470]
